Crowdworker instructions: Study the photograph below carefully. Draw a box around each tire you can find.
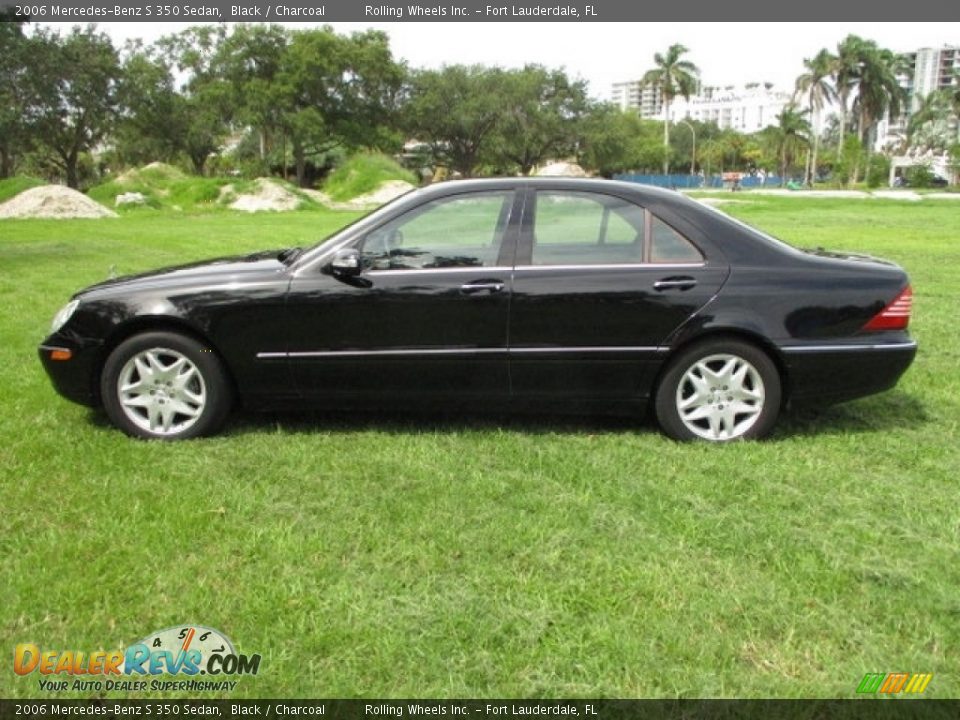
[655,338,781,442]
[100,331,233,440]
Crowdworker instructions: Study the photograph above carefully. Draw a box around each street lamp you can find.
[677,119,696,176]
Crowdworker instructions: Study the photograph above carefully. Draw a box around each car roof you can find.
[410,176,692,207]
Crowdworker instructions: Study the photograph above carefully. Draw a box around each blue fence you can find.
[614,173,785,189]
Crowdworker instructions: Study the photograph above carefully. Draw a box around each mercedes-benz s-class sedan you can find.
[39,178,917,442]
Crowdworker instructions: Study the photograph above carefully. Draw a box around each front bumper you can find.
[38,335,104,407]
[780,340,917,406]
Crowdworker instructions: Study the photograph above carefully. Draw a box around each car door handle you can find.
[460,281,505,295]
[653,276,697,291]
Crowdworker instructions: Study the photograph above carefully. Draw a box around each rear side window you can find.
[531,191,645,266]
[649,215,703,263]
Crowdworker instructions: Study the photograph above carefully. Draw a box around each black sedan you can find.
[39,178,917,442]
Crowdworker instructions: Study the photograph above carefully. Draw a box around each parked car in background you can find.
[40,179,916,442]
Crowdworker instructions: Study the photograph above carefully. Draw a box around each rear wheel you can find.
[101,332,232,440]
[655,339,781,442]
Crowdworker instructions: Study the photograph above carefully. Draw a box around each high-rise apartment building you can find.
[610,80,664,118]
[610,79,791,133]
[877,45,959,150]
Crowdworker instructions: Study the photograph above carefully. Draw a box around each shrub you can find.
[865,154,891,189]
[0,176,46,204]
[905,164,936,189]
[323,153,417,201]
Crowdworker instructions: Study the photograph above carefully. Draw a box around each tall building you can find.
[610,79,791,133]
[669,83,793,133]
[610,80,663,118]
[906,46,960,112]
[877,45,959,150]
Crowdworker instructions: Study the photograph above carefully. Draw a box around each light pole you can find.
[678,119,696,176]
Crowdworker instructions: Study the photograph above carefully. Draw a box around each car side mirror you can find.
[329,248,362,278]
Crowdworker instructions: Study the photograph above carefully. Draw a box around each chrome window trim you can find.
[514,262,706,271]
[365,266,513,277]
[362,262,707,276]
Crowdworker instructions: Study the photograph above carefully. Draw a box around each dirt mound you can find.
[0,185,117,219]
[224,179,303,213]
[536,162,587,177]
[306,180,415,210]
[350,180,415,206]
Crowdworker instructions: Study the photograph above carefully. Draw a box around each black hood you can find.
[77,249,292,298]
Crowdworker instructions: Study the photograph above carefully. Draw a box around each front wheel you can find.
[100,332,233,440]
[655,339,781,442]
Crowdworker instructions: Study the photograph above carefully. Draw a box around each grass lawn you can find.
[1,197,958,699]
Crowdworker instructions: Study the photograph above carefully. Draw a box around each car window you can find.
[530,191,645,266]
[361,191,513,270]
[649,215,703,263]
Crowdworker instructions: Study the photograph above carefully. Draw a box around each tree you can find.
[794,49,836,185]
[0,19,32,177]
[948,142,960,184]
[488,65,589,175]
[766,105,811,183]
[946,70,960,143]
[832,35,866,159]
[639,44,699,174]
[404,65,506,177]
[215,24,289,171]
[27,26,121,188]
[852,45,905,152]
[114,42,184,167]
[157,26,234,176]
[904,91,952,154]
[848,43,905,183]
[577,104,664,176]
[274,27,404,186]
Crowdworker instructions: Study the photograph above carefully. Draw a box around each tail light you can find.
[863,285,912,331]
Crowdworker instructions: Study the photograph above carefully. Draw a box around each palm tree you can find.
[948,70,960,142]
[853,46,906,150]
[795,49,836,185]
[770,105,811,184]
[850,45,906,181]
[905,91,951,153]
[640,44,699,175]
[832,35,866,158]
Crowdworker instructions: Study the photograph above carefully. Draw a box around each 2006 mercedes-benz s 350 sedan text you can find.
[39,178,917,442]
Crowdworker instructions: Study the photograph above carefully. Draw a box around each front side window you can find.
[361,191,514,270]
[530,191,646,266]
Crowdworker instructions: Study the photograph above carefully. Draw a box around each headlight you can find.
[50,299,79,334]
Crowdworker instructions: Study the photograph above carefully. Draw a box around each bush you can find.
[905,164,936,189]
[0,176,46,204]
[865,154,891,189]
[832,135,864,188]
[323,153,417,201]
[88,164,230,212]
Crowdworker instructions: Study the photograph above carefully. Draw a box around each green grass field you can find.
[1,196,958,699]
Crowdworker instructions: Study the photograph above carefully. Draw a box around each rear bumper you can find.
[780,340,917,406]
[38,337,103,407]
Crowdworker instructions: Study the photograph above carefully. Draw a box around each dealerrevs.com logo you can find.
[14,625,261,693]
